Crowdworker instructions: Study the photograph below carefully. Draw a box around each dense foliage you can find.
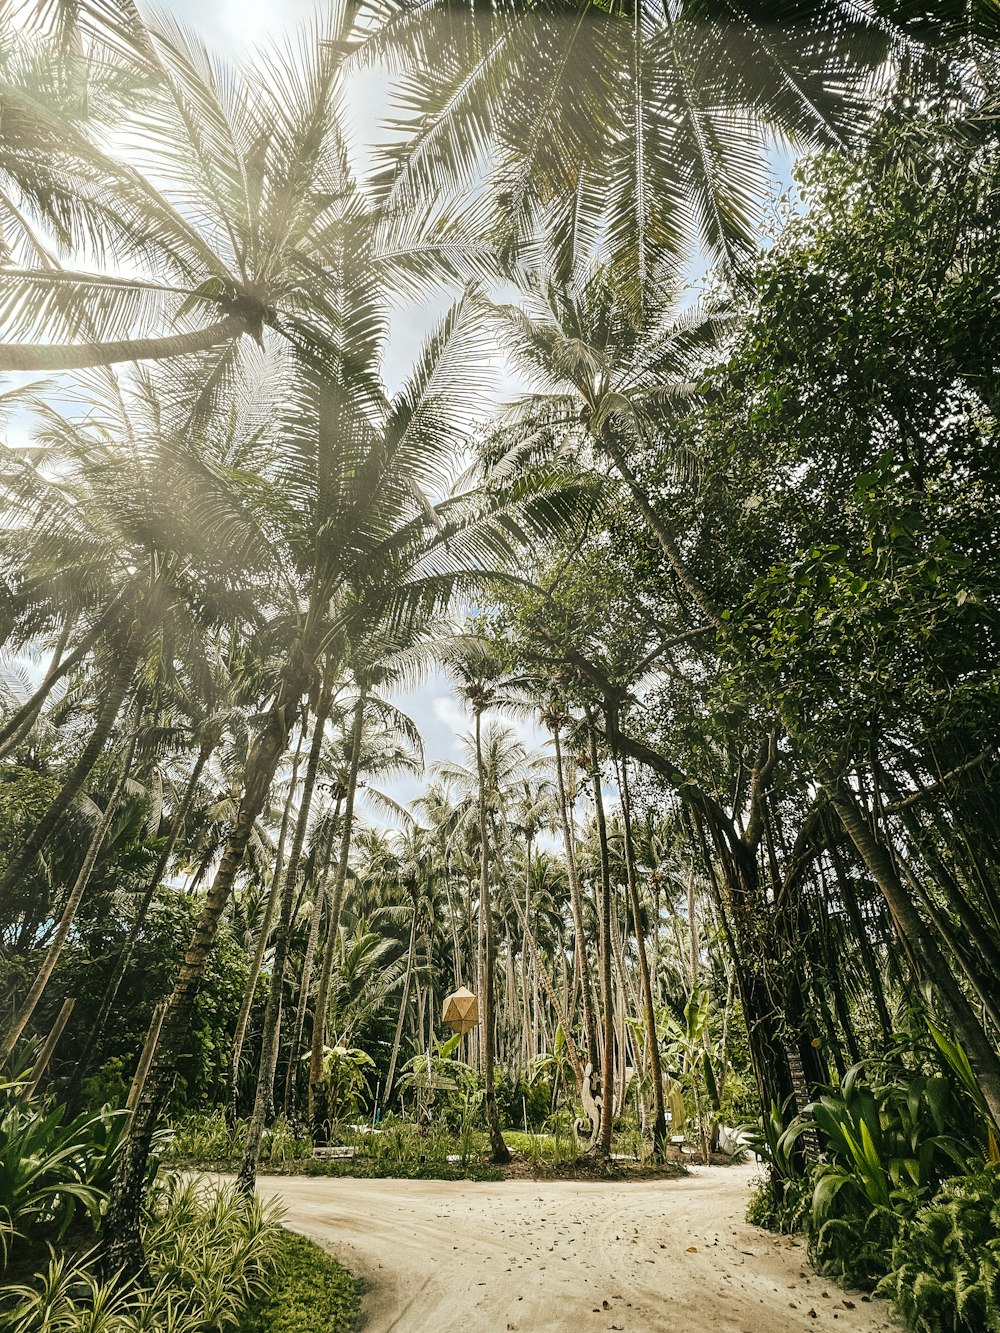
[1,0,999,1328]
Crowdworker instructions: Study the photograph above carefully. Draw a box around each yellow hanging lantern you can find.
[442,986,479,1035]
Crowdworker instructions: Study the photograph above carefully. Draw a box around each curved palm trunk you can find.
[98,659,307,1277]
[66,738,215,1107]
[476,709,510,1165]
[0,314,246,373]
[0,619,72,757]
[1,734,135,1059]
[0,645,137,903]
[309,688,366,1134]
[238,688,332,1193]
[0,601,123,759]
[228,732,305,1123]
[587,722,615,1157]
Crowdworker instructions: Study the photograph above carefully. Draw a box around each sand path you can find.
[257,1164,897,1333]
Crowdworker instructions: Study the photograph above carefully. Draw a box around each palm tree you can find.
[435,648,551,1163]
[360,0,913,314]
[0,366,270,1062]
[0,3,487,375]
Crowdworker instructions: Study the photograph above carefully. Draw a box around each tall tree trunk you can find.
[505,876,584,1084]
[66,738,214,1107]
[0,314,246,373]
[587,720,615,1157]
[238,686,332,1194]
[384,909,418,1107]
[308,687,366,1133]
[822,767,1000,1126]
[551,721,598,1061]
[0,645,136,902]
[827,827,895,1039]
[228,731,305,1123]
[283,818,337,1117]
[617,752,667,1154]
[98,655,307,1276]
[1,735,135,1059]
[476,708,510,1164]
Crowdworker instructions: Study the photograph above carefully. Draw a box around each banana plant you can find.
[657,987,722,1159]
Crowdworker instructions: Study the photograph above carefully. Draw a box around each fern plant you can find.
[879,1166,1000,1332]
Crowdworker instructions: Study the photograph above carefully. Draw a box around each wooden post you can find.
[24,997,75,1099]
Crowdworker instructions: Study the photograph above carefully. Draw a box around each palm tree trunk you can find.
[228,731,305,1123]
[0,645,137,902]
[476,708,510,1164]
[309,687,366,1133]
[283,819,337,1117]
[1,734,135,1059]
[617,751,667,1154]
[0,314,246,373]
[552,721,598,1061]
[587,721,615,1157]
[0,601,123,759]
[98,657,307,1276]
[66,737,215,1107]
[507,885,584,1083]
[384,909,418,1107]
[0,619,72,757]
[238,686,332,1193]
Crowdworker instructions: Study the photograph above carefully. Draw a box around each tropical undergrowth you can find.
[0,1079,358,1333]
[747,1025,1000,1331]
[0,1078,129,1264]
[3,1177,286,1333]
[165,1110,693,1181]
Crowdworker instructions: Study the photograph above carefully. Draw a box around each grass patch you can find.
[236,1230,361,1333]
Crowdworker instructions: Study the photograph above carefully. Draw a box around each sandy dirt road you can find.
[257,1165,897,1333]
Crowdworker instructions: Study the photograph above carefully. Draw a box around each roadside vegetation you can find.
[1,1,999,1331]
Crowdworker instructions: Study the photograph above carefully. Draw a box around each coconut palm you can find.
[0,2,488,376]
[0,368,271,1053]
[360,0,914,314]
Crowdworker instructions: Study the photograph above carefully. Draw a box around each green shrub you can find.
[3,1178,285,1332]
[315,1047,375,1125]
[236,1230,360,1333]
[495,1068,551,1130]
[746,1171,811,1234]
[878,1166,1000,1332]
[0,1081,128,1260]
[164,1112,313,1165]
